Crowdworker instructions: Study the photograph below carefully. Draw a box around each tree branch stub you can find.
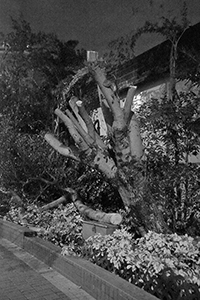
[74,97,96,140]
[124,85,137,123]
[91,65,125,128]
[44,133,80,161]
[54,108,92,154]
[61,108,95,147]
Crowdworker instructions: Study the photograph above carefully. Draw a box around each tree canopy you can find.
[0,19,86,200]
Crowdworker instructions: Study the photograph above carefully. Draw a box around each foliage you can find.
[5,202,83,249]
[136,90,200,235]
[81,229,200,300]
[0,19,84,132]
[5,200,200,299]
[0,115,16,190]
[1,129,123,210]
[0,19,108,207]
[103,2,189,68]
[102,8,200,235]
[0,196,10,216]
[0,124,70,203]
[0,19,86,200]
[131,10,189,45]
[70,164,124,212]
[104,3,200,86]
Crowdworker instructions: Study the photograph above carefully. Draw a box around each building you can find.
[115,22,200,96]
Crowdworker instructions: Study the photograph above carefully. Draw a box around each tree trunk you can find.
[117,180,169,235]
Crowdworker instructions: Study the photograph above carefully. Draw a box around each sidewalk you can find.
[0,238,96,300]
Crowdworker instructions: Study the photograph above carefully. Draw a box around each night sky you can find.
[0,0,200,55]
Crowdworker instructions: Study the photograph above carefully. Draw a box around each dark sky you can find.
[0,0,200,55]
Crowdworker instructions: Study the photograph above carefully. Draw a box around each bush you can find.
[5,203,83,248]
[81,229,200,300]
[137,91,200,236]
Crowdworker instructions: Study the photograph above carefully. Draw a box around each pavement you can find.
[0,238,96,300]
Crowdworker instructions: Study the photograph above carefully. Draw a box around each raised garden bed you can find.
[0,218,158,300]
[2,203,200,300]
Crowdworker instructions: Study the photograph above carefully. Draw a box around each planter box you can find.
[82,220,118,240]
[0,219,158,300]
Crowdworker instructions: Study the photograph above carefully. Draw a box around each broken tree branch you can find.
[69,96,88,132]
[74,97,95,140]
[44,133,80,160]
[91,65,125,128]
[55,108,95,148]
[75,99,107,150]
[39,195,69,212]
[65,188,122,225]
[75,200,123,225]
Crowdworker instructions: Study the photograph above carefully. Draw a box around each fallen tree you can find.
[44,57,169,235]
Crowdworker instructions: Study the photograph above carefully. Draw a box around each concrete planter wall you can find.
[0,218,36,246]
[0,219,158,300]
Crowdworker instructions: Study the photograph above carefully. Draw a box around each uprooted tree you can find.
[44,58,169,236]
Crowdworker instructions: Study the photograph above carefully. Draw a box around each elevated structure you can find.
[115,22,200,96]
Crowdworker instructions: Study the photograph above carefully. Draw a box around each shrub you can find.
[137,91,200,236]
[81,229,200,300]
[5,203,83,248]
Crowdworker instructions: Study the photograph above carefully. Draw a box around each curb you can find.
[0,219,158,300]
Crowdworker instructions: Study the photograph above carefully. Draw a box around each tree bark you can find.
[44,133,80,161]
[128,113,144,159]
[75,200,122,225]
[65,187,122,225]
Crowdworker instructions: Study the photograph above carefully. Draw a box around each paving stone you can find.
[0,238,96,300]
